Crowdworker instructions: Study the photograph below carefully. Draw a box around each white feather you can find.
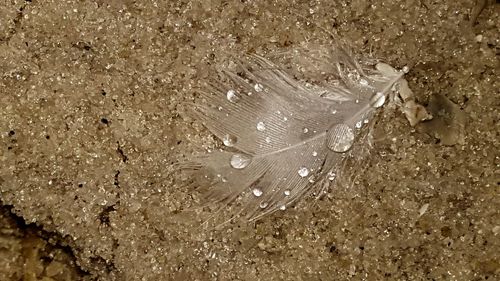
[184,44,406,221]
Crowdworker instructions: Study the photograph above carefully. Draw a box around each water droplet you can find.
[298,167,309,177]
[303,127,309,133]
[254,83,263,92]
[226,89,239,102]
[230,154,251,169]
[327,171,336,181]
[329,106,337,115]
[326,124,354,153]
[259,202,268,209]
[256,121,266,131]
[284,190,290,196]
[359,79,368,86]
[252,188,263,197]
[265,136,271,143]
[283,116,288,121]
[402,66,410,73]
[217,106,223,111]
[222,134,237,147]
[217,174,228,182]
[312,151,318,156]
[279,205,286,210]
[355,121,363,129]
[370,92,386,108]
[363,119,369,124]
[308,175,316,183]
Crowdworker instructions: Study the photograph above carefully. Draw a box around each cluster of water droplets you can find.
[226,82,264,103]
[199,60,409,221]
[220,76,395,213]
[216,174,227,183]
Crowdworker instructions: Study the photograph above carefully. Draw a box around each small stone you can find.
[418,203,430,217]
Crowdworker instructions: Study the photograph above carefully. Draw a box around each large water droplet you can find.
[370,92,386,108]
[252,188,263,197]
[259,202,268,209]
[326,124,354,153]
[254,83,263,92]
[298,167,309,177]
[222,134,237,147]
[303,127,309,133]
[256,121,266,131]
[230,154,251,169]
[284,190,291,196]
[312,151,318,157]
[226,89,239,103]
[279,205,286,210]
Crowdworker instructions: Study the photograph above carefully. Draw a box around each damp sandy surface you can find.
[0,1,499,280]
